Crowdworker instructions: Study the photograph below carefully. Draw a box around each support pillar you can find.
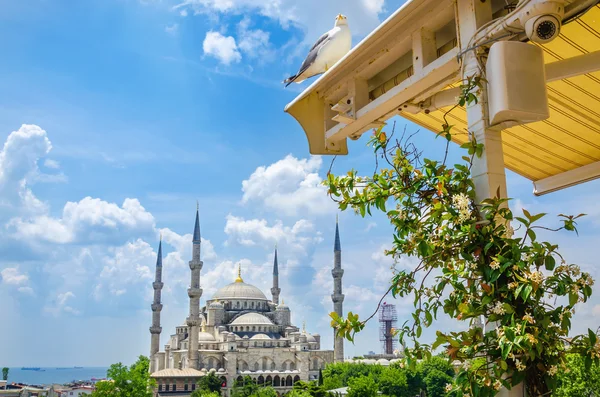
[457,0,523,395]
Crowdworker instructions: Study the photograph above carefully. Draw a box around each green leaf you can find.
[589,329,597,346]
[527,229,536,241]
[544,255,556,271]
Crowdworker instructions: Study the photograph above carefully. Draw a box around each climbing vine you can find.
[325,75,599,396]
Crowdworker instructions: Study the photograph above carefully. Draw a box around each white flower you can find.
[548,365,558,376]
[515,359,526,371]
[490,261,500,270]
[445,383,453,392]
[530,271,544,284]
[493,380,502,390]
[523,314,534,324]
[452,193,472,224]
[492,301,506,315]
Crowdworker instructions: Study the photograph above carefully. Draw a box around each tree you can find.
[423,369,453,397]
[231,376,259,397]
[1,367,8,381]
[318,369,323,386]
[553,353,600,396]
[191,371,222,395]
[378,366,409,397]
[292,380,333,397]
[90,356,155,397]
[347,375,377,397]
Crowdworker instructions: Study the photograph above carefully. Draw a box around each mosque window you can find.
[184,384,188,391]
[165,385,169,391]
[244,301,247,308]
[254,362,259,371]
[251,302,255,308]
[172,383,176,391]
[158,385,162,392]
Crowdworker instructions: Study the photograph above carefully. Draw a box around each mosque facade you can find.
[148,208,345,396]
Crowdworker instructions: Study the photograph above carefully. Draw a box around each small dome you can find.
[231,313,273,325]
[305,334,317,343]
[217,368,225,373]
[377,359,390,365]
[251,333,271,340]
[276,303,289,311]
[198,332,216,342]
[209,301,224,309]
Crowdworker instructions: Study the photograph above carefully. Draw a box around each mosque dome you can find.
[198,331,216,342]
[250,333,271,340]
[231,313,273,325]
[305,334,317,343]
[211,264,267,301]
[209,301,224,309]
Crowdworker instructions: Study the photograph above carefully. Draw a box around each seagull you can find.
[283,14,351,87]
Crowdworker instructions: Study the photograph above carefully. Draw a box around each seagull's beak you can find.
[336,14,343,21]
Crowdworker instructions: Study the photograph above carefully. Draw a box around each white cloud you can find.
[224,214,322,252]
[365,222,377,232]
[175,0,387,43]
[96,239,155,298]
[362,0,385,14]
[165,23,179,35]
[1,267,29,285]
[45,291,80,316]
[0,124,52,214]
[180,9,189,16]
[241,155,335,216]
[203,31,242,65]
[237,17,273,61]
[43,159,60,169]
[9,197,155,244]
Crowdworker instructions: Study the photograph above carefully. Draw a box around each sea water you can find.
[4,367,108,385]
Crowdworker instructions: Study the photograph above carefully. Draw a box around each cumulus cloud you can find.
[9,197,155,244]
[241,155,334,216]
[0,124,52,213]
[45,291,80,316]
[203,31,242,65]
[175,0,388,43]
[95,239,155,299]
[237,17,273,61]
[224,214,322,252]
[1,266,29,285]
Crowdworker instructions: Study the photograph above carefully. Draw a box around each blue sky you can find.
[0,0,598,368]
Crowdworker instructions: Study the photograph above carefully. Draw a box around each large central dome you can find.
[211,264,268,301]
[212,281,268,300]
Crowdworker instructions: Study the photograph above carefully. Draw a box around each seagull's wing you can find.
[284,30,333,87]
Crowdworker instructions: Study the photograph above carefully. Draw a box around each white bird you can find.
[284,14,351,87]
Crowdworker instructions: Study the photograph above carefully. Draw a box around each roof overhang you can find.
[284,0,600,195]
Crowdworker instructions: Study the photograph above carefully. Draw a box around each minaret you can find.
[331,215,344,362]
[271,244,281,305]
[187,204,203,369]
[149,237,164,373]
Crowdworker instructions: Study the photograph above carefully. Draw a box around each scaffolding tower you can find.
[379,302,397,355]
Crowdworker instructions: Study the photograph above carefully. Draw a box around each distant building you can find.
[148,209,347,396]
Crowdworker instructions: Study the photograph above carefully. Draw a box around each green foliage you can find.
[192,371,222,395]
[347,375,378,397]
[291,380,333,397]
[231,376,278,397]
[1,367,8,381]
[318,369,323,386]
[324,80,599,396]
[553,353,600,396]
[90,356,155,397]
[423,369,453,397]
[377,366,409,396]
[192,393,220,397]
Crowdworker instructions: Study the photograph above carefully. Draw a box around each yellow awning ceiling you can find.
[400,5,600,182]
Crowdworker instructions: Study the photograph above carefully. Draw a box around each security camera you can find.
[518,0,564,44]
[525,14,561,43]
